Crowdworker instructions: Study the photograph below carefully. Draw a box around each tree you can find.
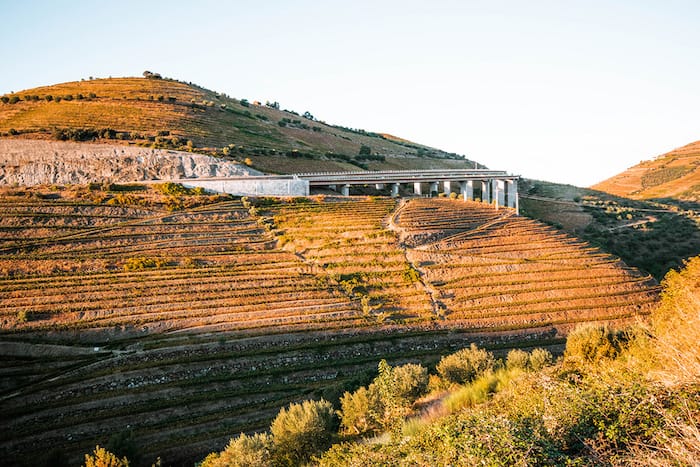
[270,399,337,466]
[83,445,129,467]
[359,145,371,156]
[303,111,314,120]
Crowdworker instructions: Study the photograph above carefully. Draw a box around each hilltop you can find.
[0,75,478,175]
[592,139,700,201]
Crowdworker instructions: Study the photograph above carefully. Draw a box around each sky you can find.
[2,0,699,186]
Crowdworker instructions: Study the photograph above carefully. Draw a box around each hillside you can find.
[0,186,658,466]
[519,179,700,279]
[0,76,477,174]
[592,139,700,201]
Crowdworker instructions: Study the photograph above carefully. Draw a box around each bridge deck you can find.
[296,169,517,186]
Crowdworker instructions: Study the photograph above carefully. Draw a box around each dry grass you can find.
[0,77,471,173]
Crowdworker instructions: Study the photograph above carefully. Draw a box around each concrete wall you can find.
[178,178,310,197]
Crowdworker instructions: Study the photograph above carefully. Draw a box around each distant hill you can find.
[0,75,479,174]
[592,140,700,201]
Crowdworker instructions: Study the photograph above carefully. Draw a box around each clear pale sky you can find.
[2,0,699,186]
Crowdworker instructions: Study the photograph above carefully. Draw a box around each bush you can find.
[270,399,337,466]
[437,343,496,385]
[392,363,429,404]
[339,386,379,435]
[83,445,129,467]
[370,360,429,436]
[123,257,167,271]
[651,256,700,382]
[200,433,271,467]
[565,324,625,364]
[506,349,530,370]
[528,348,553,371]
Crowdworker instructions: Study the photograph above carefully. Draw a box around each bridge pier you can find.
[481,180,491,203]
[414,182,422,196]
[430,182,439,196]
[443,180,451,196]
[391,183,400,197]
[375,183,385,190]
[341,184,350,196]
[494,179,506,209]
[507,179,519,214]
[460,180,474,201]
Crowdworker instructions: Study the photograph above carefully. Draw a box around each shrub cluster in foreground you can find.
[84,256,700,466]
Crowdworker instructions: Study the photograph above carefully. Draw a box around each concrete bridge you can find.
[172,168,520,213]
[297,169,519,211]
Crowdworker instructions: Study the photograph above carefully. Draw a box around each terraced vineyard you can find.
[269,198,433,322]
[394,198,660,333]
[0,190,659,466]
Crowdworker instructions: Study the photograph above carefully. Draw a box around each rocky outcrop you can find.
[0,139,260,185]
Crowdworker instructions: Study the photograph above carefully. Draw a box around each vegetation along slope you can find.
[0,184,659,466]
[198,254,699,466]
[0,75,478,174]
[592,139,700,202]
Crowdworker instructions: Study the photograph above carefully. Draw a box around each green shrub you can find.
[270,399,336,466]
[528,348,553,371]
[436,343,496,385]
[339,386,380,435]
[506,349,530,370]
[200,433,271,467]
[123,257,167,271]
[392,363,429,404]
[565,324,625,364]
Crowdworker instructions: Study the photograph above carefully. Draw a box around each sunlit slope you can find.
[0,190,658,466]
[0,77,475,173]
[394,198,659,331]
[592,140,700,200]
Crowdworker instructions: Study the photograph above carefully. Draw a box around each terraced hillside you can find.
[393,198,660,332]
[592,139,700,201]
[0,188,659,466]
[0,76,476,174]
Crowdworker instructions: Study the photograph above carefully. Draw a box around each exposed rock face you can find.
[0,139,260,185]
